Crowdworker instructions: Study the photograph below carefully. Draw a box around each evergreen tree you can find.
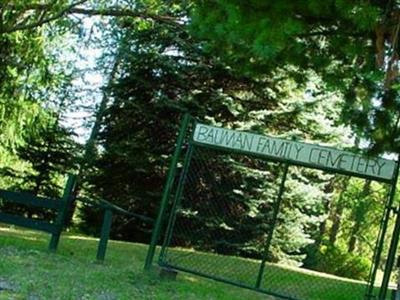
[82,4,351,268]
[190,1,400,153]
[1,115,79,220]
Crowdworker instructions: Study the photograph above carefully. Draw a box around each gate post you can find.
[144,113,191,270]
[365,184,397,299]
[96,208,113,262]
[379,206,400,299]
[159,143,195,263]
[49,174,77,251]
[377,156,400,300]
[255,163,289,289]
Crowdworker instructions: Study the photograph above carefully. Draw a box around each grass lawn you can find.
[0,225,268,300]
[0,225,390,300]
[163,247,381,300]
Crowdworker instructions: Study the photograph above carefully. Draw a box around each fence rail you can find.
[0,174,76,251]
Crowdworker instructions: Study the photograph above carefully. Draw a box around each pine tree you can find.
[190,0,400,153]
[82,4,350,267]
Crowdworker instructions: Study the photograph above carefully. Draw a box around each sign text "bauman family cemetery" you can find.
[193,124,396,181]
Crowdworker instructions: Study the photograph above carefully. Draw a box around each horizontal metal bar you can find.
[0,189,63,210]
[0,212,59,233]
[191,141,393,184]
[159,261,300,300]
[77,197,154,223]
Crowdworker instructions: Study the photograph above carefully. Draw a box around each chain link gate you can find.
[145,114,400,300]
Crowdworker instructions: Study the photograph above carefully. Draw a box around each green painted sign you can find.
[193,123,397,181]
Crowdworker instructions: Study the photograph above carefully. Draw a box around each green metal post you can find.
[49,174,76,251]
[144,113,191,270]
[159,143,194,262]
[365,185,397,299]
[378,157,400,300]
[255,163,289,289]
[379,206,400,300]
[97,208,113,262]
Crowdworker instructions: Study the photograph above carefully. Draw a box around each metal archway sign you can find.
[145,114,400,300]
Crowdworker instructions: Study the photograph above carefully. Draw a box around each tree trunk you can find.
[63,51,122,224]
[348,180,371,253]
[80,52,121,171]
[328,177,350,246]
[328,202,344,246]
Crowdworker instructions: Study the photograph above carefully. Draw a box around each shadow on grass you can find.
[0,225,268,300]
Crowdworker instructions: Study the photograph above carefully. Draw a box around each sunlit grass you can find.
[164,247,374,300]
[0,225,392,300]
[0,225,267,300]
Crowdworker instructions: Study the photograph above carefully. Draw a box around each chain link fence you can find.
[155,122,395,300]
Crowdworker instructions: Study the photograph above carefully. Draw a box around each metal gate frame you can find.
[145,113,400,300]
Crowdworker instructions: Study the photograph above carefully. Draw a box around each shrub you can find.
[311,245,370,281]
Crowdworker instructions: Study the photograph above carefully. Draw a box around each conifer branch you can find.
[0,2,180,34]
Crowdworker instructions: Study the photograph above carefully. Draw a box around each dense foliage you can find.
[0,0,399,282]
[191,0,400,154]
[0,2,80,217]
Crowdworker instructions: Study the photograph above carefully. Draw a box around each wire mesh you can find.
[158,141,393,300]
